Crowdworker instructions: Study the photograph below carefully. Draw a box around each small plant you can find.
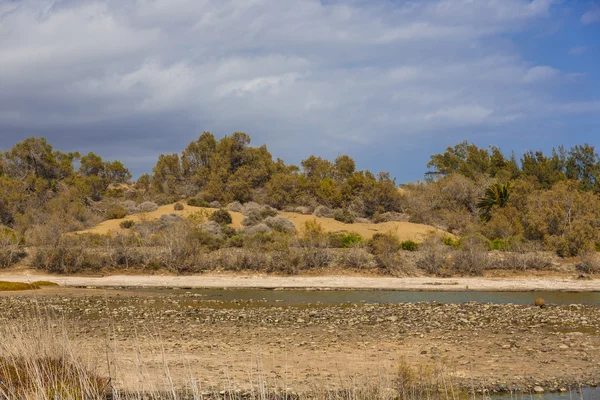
[490,238,508,251]
[443,237,460,248]
[400,240,419,251]
[210,208,233,225]
[106,204,127,220]
[174,202,185,211]
[187,210,211,225]
[119,220,135,229]
[187,198,210,207]
[334,209,355,224]
[328,232,364,248]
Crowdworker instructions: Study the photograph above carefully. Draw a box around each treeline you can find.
[143,132,401,217]
[1,134,600,271]
[405,141,600,257]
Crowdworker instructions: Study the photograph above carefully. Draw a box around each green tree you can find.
[477,182,511,222]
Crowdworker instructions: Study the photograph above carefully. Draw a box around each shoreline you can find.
[0,271,598,292]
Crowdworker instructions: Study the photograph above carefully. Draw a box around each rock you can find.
[533,386,544,393]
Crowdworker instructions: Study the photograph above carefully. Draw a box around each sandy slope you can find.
[0,272,597,291]
[76,203,448,240]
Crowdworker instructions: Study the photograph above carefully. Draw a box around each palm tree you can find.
[477,182,511,222]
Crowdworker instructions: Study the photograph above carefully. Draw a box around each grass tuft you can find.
[0,281,40,291]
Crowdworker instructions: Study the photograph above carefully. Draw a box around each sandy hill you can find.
[77,203,449,241]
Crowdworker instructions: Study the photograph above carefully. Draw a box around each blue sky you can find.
[0,0,598,183]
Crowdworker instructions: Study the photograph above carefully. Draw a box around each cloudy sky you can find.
[1,0,599,182]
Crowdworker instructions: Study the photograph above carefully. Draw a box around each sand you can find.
[76,203,449,241]
[0,272,597,291]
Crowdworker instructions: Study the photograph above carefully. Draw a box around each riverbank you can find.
[0,270,597,291]
[1,287,599,395]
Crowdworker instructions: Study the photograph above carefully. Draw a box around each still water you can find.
[130,287,600,306]
[491,387,600,399]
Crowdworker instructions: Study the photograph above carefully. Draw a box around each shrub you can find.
[119,220,135,229]
[336,247,376,269]
[328,232,364,248]
[416,238,450,276]
[264,216,296,233]
[576,252,600,274]
[268,250,302,274]
[259,206,278,219]
[295,206,312,215]
[187,198,210,207]
[242,210,263,226]
[368,232,400,269]
[373,212,409,223]
[174,202,185,211]
[186,210,211,225]
[199,221,224,237]
[226,201,243,212]
[443,237,460,248]
[301,248,332,270]
[138,201,158,212]
[241,202,262,216]
[400,240,419,252]
[106,204,127,220]
[242,223,272,235]
[209,201,221,208]
[314,205,334,218]
[226,235,245,248]
[490,239,509,251]
[489,251,553,271]
[210,209,233,225]
[334,209,355,224]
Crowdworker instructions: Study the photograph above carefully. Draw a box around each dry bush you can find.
[219,248,269,272]
[241,201,262,216]
[576,251,600,274]
[314,205,334,218]
[209,200,221,208]
[242,223,272,235]
[416,238,451,276]
[448,233,491,276]
[489,251,553,271]
[173,202,184,211]
[138,201,158,212]
[300,247,333,270]
[0,235,26,269]
[263,216,296,233]
[295,206,312,215]
[373,211,410,223]
[368,232,400,271]
[226,201,243,212]
[268,249,302,274]
[335,247,376,270]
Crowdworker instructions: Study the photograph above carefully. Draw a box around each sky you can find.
[0,0,598,183]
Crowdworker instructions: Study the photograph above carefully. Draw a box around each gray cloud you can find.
[0,0,597,180]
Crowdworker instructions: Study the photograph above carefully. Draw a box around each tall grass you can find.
[0,315,474,400]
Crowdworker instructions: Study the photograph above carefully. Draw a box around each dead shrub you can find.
[576,251,600,274]
[416,238,451,276]
[336,247,376,270]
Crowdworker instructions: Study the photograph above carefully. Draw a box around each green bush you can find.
[174,202,184,211]
[334,209,355,224]
[106,204,127,220]
[119,220,135,229]
[400,240,419,251]
[490,239,508,251]
[329,232,364,248]
[187,198,210,207]
[210,208,233,225]
[443,237,460,248]
[227,235,245,248]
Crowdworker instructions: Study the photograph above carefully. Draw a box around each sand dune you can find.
[77,203,449,241]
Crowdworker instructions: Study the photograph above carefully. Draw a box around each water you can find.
[491,387,600,399]
[128,287,600,306]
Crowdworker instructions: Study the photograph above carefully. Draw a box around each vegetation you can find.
[2,134,600,277]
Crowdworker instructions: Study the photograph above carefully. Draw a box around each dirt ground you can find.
[0,271,598,291]
[1,287,599,394]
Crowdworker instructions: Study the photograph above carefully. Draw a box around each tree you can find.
[565,144,600,192]
[477,182,511,222]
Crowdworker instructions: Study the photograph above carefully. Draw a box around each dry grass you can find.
[0,281,40,291]
[0,313,474,400]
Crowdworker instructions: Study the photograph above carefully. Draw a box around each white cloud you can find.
[0,0,596,165]
[522,66,559,83]
[581,8,600,25]
[569,46,588,55]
